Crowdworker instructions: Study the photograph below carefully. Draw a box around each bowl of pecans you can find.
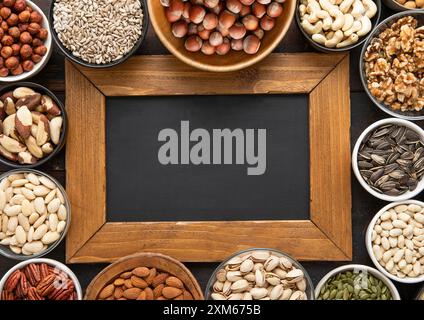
[360,11,424,120]
[0,258,82,300]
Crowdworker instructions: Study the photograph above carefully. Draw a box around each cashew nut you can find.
[324,30,344,47]
[316,10,333,30]
[362,0,377,18]
[339,0,355,13]
[344,20,361,36]
[299,4,307,16]
[331,9,345,30]
[312,33,327,45]
[351,0,366,19]
[336,33,359,47]
[307,0,322,23]
[301,19,323,35]
[342,13,354,31]
[356,15,372,36]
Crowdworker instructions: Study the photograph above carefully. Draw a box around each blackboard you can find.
[106,95,310,222]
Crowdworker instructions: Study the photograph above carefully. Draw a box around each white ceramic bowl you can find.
[0,258,82,300]
[315,264,401,300]
[366,200,424,284]
[0,0,52,82]
[352,118,424,202]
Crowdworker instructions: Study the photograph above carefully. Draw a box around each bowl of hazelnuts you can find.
[0,0,51,82]
[148,0,296,72]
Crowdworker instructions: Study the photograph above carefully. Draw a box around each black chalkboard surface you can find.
[106,95,309,222]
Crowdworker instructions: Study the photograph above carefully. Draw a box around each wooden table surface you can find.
[0,0,423,300]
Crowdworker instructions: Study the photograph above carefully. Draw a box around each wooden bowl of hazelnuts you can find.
[0,0,51,82]
[148,0,296,72]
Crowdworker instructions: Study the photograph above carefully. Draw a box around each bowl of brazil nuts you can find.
[85,252,204,300]
[206,248,314,300]
[315,265,400,300]
[49,0,148,68]
[0,258,82,300]
[366,200,424,283]
[0,83,67,168]
[352,118,424,202]
[296,0,381,52]
[0,169,70,260]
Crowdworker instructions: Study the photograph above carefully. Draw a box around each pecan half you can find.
[36,273,56,297]
[1,289,15,300]
[39,263,50,279]
[24,263,41,287]
[15,274,29,298]
[27,287,44,300]
[4,270,21,293]
[50,288,75,301]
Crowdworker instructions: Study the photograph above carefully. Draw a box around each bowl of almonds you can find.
[84,252,204,300]
[0,258,82,300]
[366,200,424,283]
[0,83,66,168]
[206,248,314,300]
[0,169,70,260]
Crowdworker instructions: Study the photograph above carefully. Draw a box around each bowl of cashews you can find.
[296,0,381,52]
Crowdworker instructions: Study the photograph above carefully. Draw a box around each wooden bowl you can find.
[84,252,204,300]
[147,0,296,72]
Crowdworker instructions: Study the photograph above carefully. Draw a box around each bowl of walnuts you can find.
[0,0,51,82]
[148,0,296,72]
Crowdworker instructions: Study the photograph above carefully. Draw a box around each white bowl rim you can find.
[365,199,424,284]
[352,118,424,202]
[0,258,82,299]
[0,0,52,83]
[314,264,401,300]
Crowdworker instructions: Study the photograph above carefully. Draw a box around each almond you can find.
[136,291,146,300]
[113,278,125,286]
[174,294,184,300]
[145,268,157,285]
[130,275,148,289]
[162,286,182,299]
[41,95,61,116]
[98,284,114,299]
[144,287,154,300]
[132,266,150,278]
[15,106,32,139]
[0,134,26,153]
[157,296,166,300]
[113,286,124,299]
[35,114,49,146]
[152,272,169,287]
[123,287,141,300]
[124,279,133,289]
[153,284,164,299]
[183,290,194,300]
[15,93,41,111]
[166,276,184,289]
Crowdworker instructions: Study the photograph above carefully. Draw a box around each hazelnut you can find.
[0,67,9,77]
[0,7,11,20]
[188,23,198,35]
[267,2,283,18]
[216,38,231,55]
[209,31,223,46]
[19,31,31,44]
[18,10,30,23]
[5,56,18,69]
[240,5,251,16]
[22,59,33,71]
[260,15,275,31]
[0,57,3,67]
[226,0,242,14]
[31,53,41,63]
[216,24,229,37]
[165,0,184,23]
[257,0,271,4]
[204,0,219,8]
[231,38,243,51]
[229,23,246,39]
[1,21,8,32]
[197,25,211,40]
[253,28,264,39]
[8,26,20,38]
[184,35,202,52]
[29,11,43,23]
[11,43,20,55]
[33,45,46,56]
[211,1,224,14]
[1,46,12,58]
[27,22,40,34]
[201,41,216,55]
[189,5,205,24]
[219,10,236,29]
[26,5,33,13]
[203,13,218,30]
[18,23,28,32]
[10,63,23,75]
[252,2,266,18]
[171,20,188,38]
[13,0,26,12]
[0,28,4,38]
[38,28,49,41]
[7,13,19,26]
[160,0,170,7]
[182,2,191,19]
[19,43,31,58]
[243,35,260,54]
[1,35,13,46]
[242,15,259,30]
[32,37,42,47]
[240,0,255,5]
[3,0,16,8]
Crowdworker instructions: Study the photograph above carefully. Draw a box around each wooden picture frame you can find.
[65,53,352,264]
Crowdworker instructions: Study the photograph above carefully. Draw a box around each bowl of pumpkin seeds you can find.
[315,264,400,300]
[352,118,424,202]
